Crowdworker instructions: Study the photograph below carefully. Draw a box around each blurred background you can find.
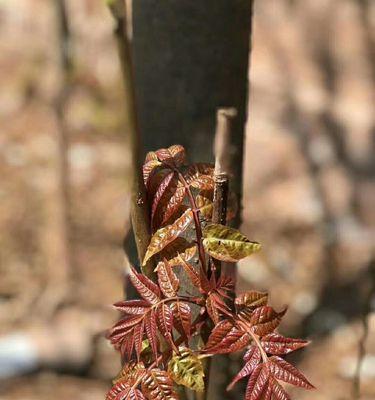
[0,0,374,399]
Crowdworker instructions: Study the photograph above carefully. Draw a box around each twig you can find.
[353,260,375,399]
[35,0,73,316]
[213,108,237,280]
[108,1,153,277]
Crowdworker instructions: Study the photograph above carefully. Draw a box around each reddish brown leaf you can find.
[171,301,192,341]
[245,363,270,400]
[268,377,291,400]
[219,326,249,354]
[184,163,214,190]
[133,319,145,361]
[155,144,186,167]
[156,303,174,340]
[227,346,261,390]
[106,381,131,400]
[145,151,158,163]
[206,294,220,324]
[151,171,175,228]
[179,258,200,288]
[205,319,234,350]
[142,368,178,400]
[245,306,287,336]
[128,389,146,400]
[160,237,196,267]
[129,267,161,304]
[235,291,268,309]
[261,333,309,355]
[158,181,187,228]
[113,361,146,385]
[196,192,213,220]
[144,310,158,359]
[268,356,314,389]
[143,159,162,187]
[156,260,179,298]
[120,330,135,360]
[143,209,193,266]
[206,292,231,324]
[113,299,151,315]
[206,321,249,354]
[108,315,144,342]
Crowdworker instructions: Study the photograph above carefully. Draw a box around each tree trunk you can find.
[132,0,253,222]
[131,2,254,398]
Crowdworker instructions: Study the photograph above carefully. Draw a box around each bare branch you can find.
[108,1,153,277]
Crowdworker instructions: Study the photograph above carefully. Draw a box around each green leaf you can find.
[168,348,205,392]
[202,224,261,262]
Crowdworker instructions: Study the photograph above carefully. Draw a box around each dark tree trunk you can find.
[133,0,253,215]
[131,2,254,398]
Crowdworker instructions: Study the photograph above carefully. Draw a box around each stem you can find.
[236,320,268,363]
[177,171,207,273]
[108,1,153,276]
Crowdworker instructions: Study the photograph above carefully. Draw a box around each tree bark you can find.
[131,2,254,398]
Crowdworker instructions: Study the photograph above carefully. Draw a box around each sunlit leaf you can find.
[168,348,205,392]
[113,361,146,385]
[144,310,158,359]
[184,163,214,190]
[156,260,179,298]
[155,144,186,167]
[227,346,261,391]
[151,171,175,228]
[106,381,131,400]
[178,258,200,288]
[247,306,287,336]
[171,301,192,341]
[268,377,291,400]
[143,209,193,266]
[196,191,213,220]
[245,363,270,400]
[268,356,314,389]
[142,368,178,400]
[235,291,268,309]
[113,299,151,315]
[261,333,309,355]
[157,180,187,228]
[205,320,249,354]
[143,159,162,187]
[129,267,161,304]
[202,224,261,262]
[160,237,196,267]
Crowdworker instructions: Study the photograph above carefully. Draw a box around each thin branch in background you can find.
[353,260,375,399]
[108,0,153,277]
[35,0,73,316]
